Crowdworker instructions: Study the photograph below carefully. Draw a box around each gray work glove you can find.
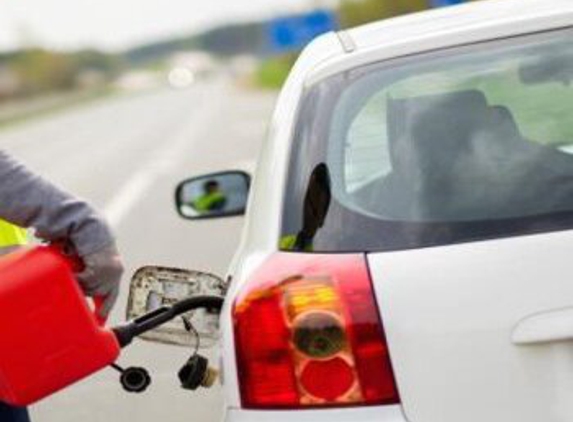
[76,244,124,319]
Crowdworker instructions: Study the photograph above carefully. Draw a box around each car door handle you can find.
[512,307,573,345]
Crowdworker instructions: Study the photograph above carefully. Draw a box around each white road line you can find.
[103,89,223,228]
[103,170,156,228]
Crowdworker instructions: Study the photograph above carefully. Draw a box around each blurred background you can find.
[0,0,471,421]
[0,0,471,107]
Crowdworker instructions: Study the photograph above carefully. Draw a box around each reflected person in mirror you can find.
[192,180,228,214]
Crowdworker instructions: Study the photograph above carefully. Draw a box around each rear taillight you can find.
[233,253,399,409]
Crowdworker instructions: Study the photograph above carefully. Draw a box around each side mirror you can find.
[175,171,250,220]
[126,266,225,348]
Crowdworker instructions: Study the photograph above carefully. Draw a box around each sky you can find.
[0,0,336,52]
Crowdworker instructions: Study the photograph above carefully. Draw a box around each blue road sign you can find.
[430,0,465,6]
[267,10,339,54]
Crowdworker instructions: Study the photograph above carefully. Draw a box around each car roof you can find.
[304,0,572,85]
[341,0,573,53]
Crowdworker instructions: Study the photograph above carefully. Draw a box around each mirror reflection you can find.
[176,171,250,219]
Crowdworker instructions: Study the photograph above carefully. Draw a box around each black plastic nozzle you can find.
[113,296,224,348]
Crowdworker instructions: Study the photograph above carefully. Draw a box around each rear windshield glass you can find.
[281,28,573,253]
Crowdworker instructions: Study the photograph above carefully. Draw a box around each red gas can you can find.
[0,246,120,406]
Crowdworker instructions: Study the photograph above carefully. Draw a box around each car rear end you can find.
[222,1,573,421]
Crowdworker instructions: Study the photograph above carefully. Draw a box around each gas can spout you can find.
[112,296,224,348]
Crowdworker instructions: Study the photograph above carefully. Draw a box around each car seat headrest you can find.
[387,90,490,172]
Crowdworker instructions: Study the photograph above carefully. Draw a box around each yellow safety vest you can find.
[0,219,27,247]
[279,234,313,252]
[193,192,227,212]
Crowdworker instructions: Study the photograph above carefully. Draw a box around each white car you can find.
[172,1,573,422]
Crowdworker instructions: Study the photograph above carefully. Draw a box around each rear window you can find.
[281,28,573,253]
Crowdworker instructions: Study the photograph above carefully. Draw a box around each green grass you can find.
[255,55,297,90]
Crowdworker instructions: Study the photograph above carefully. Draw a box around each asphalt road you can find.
[0,79,277,422]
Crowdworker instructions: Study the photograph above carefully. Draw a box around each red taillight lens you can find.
[300,357,355,401]
[233,253,399,409]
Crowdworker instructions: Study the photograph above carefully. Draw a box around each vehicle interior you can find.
[353,89,573,222]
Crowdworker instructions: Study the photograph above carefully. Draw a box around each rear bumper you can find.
[224,405,407,422]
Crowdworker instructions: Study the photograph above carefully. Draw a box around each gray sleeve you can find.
[0,150,115,256]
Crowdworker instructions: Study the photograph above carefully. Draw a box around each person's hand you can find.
[76,244,124,319]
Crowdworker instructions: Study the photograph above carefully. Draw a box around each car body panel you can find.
[307,0,573,86]
[368,230,573,422]
[221,32,345,408]
[220,0,573,417]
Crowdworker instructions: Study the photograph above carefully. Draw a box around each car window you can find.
[281,28,573,253]
[335,36,573,222]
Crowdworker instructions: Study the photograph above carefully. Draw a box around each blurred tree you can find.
[339,0,429,28]
[72,50,123,77]
[9,49,77,96]
[2,48,122,98]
